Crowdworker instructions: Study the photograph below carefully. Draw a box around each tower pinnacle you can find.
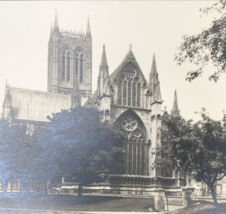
[97,45,110,97]
[100,45,108,70]
[53,9,59,30]
[171,90,180,117]
[149,54,161,102]
[86,17,91,37]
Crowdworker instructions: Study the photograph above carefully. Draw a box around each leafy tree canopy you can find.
[175,0,226,82]
[34,106,124,196]
[161,109,226,212]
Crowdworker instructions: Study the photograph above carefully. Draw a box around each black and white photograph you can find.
[0,1,226,213]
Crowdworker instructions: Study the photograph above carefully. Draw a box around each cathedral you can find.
[2,12,184,195]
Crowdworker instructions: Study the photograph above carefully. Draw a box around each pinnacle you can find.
[151,53,157,75]
[86,17,91,37]
[54,9,59,29]
[172,90,180,117]
[100,44,108,68]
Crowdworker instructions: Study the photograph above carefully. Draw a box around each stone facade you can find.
[86,47,163,178]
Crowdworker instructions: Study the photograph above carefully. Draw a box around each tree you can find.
[0,119,35,194]
[175,0,226,82]
[161,109,226,213]
[34,106,124,197]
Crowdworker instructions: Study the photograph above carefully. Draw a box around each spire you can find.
[149,54,161,102]
[86,17,91,37]
[150,54,157,79]
[100,45,108,71]
[97,45,111,97]
[53,9,59,31]
[171,90,180,117]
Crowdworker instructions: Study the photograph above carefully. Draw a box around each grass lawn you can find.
[168,200,226,214]
[0,194,154,212]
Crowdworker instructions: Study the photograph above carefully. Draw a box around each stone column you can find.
[182,186,195,207]
[154,188,166,212]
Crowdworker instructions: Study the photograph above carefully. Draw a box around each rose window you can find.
[121,117,138,132]
[123,65,137,79]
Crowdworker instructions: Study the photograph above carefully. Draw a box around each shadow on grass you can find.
[0,194,153,212]
[169,200,226,214]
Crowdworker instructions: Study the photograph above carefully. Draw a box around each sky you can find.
[0,1,225,122]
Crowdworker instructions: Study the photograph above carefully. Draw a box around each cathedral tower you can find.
[48,12,92,105]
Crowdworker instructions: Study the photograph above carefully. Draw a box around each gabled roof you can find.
[6,87,71,122]
[109,50,147,84]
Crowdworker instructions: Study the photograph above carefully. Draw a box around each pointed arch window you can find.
[62,51,65,80]
[80,54,83,83]
[132,83,136,107]
[67,52,70,81]
[123,81,127,105]
[137,82,140,107]
[118,81,122,105]
[75,53,78,78]
[128,80,132,106]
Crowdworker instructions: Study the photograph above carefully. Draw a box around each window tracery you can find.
[118,63,141,107]
[115,112,147,175]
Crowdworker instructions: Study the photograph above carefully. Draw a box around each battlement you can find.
[60,29,86,39]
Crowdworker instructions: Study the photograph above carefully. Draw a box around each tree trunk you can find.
[208,183,222,213]
[77,183,83,198]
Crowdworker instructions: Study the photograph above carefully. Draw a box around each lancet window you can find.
[80,54,83,83]
[118,64,141,107]
[62,51,65,80]
[67,52,70,81]
[75,53,78,78]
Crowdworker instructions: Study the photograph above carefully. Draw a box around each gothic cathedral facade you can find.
[2,12,183,193]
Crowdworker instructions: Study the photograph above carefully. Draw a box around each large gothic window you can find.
[80,54,83,83]
[114,110,148,175]
[117,63,141,107]
[67,52,70,81]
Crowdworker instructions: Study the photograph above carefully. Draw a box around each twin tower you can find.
[48,12,92,106]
